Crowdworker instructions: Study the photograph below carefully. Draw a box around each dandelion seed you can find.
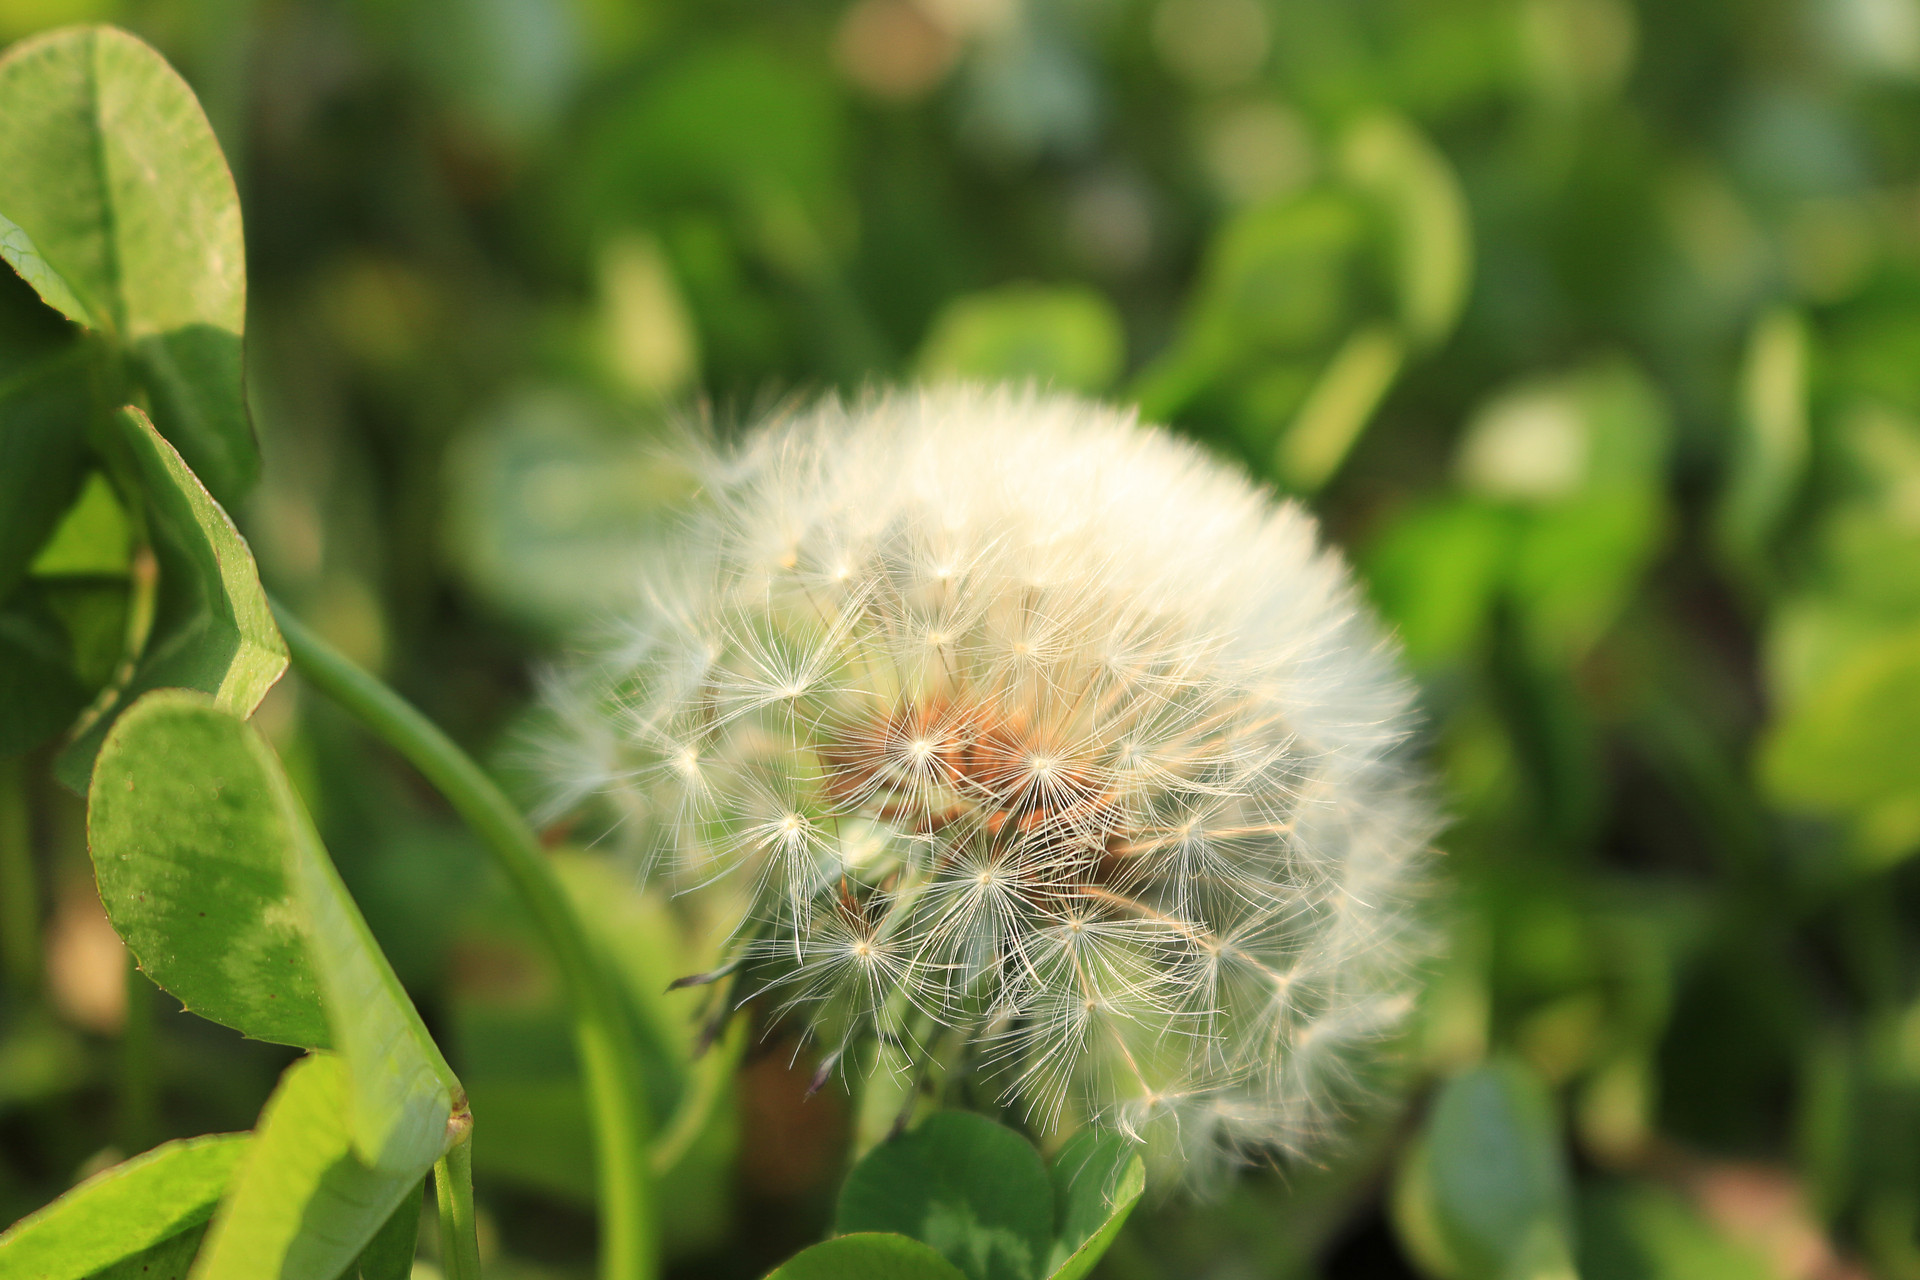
[542,385,1437,1180]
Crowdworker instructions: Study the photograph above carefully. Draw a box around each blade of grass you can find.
[269,601,656,1280]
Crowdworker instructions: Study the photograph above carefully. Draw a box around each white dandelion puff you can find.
[542,385,1438,1179]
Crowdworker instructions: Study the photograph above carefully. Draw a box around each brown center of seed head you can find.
[820,694,1126,885]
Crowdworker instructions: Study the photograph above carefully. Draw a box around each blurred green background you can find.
[5,0,1920,1276]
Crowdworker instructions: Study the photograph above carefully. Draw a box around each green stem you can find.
[270,602,656,1280]
[0,756,38,995]
[649,1016,746,1177]
[120,955,157,1151]
[434,1139,483,1280]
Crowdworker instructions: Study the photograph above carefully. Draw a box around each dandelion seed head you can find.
[544,385,1437,1180]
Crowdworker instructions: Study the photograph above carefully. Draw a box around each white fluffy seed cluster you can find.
[543,386,1435,1176]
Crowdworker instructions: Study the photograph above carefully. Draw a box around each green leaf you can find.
[0,591,90,757]
[1393,1060,1574,1280]
[89,690,456,1171]
[453,851,741,1257]
[1456,362,1669,504]
[1196,193,1364,356]
[0,1132,249,1280]
[30,471,133,578]
[1509,488,1666,663]
[1577,1181,1778,1280]
[0,25,255,504]
[0,346,92,601]
[1363,499,1516,669]
[39,576,132,692]
[1453,363,1673,662]
[87,694,326,1048]
[1042,1130,1145,1280]
[767,1233,970,1280]
[1338,113,1472,348]
[1716,309,1809,577]
[441,388,694,636]
[91,1224,208,1280]
[0,209,97,328]
[347,1182,423,1280]
[192,1054,431,1280]
[575,43,845,222]
[838,1112,1055,1280]
[1759,622,1920,867]
[916,285,1125,394]
[58,406,285,788]
[1275,323,1404,492]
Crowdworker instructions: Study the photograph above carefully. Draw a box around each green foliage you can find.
[1040,1130,1148,1280]
[191,1053,428,1280]
[1761,625,1920,867]
[837,1113,1143,1280]
[1394,1061,1575,1280]
[88,690,326,1047]
[440,389,694,637]
[0,24,253,506]
[915,285,1124,393]
[1577,1181,1778,1280]
[767,1233,969,1280]
[54,408,284,785]
[839,1113,1055,1280]
[90,690,455,1168]
[0,1133,248,1280]
[5,2,1920,1279]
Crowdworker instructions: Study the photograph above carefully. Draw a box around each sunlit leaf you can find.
[1275,323,1403,492]
[1338,113,1472,347]
[58,406,285,788]
[0,25,254,505]
[88,690,327,1048]
[90,1226,206,1280]
[1509,488,1666,663]
[1191,192,1363,357]
[0,1133,248,1280]
[1716,309,1809,578]
[594,233,701,401]
[916,285,1124,394]
[89,690,456,1170]
[192,1053,431,1280]
[29,472,132,578]
[1363,499,1516,669]
[1452,362,1673,662]
[1759,622,1920,867]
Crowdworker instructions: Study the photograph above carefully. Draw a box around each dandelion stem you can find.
[270,602,656,1280]
[649,1015,746,1176]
